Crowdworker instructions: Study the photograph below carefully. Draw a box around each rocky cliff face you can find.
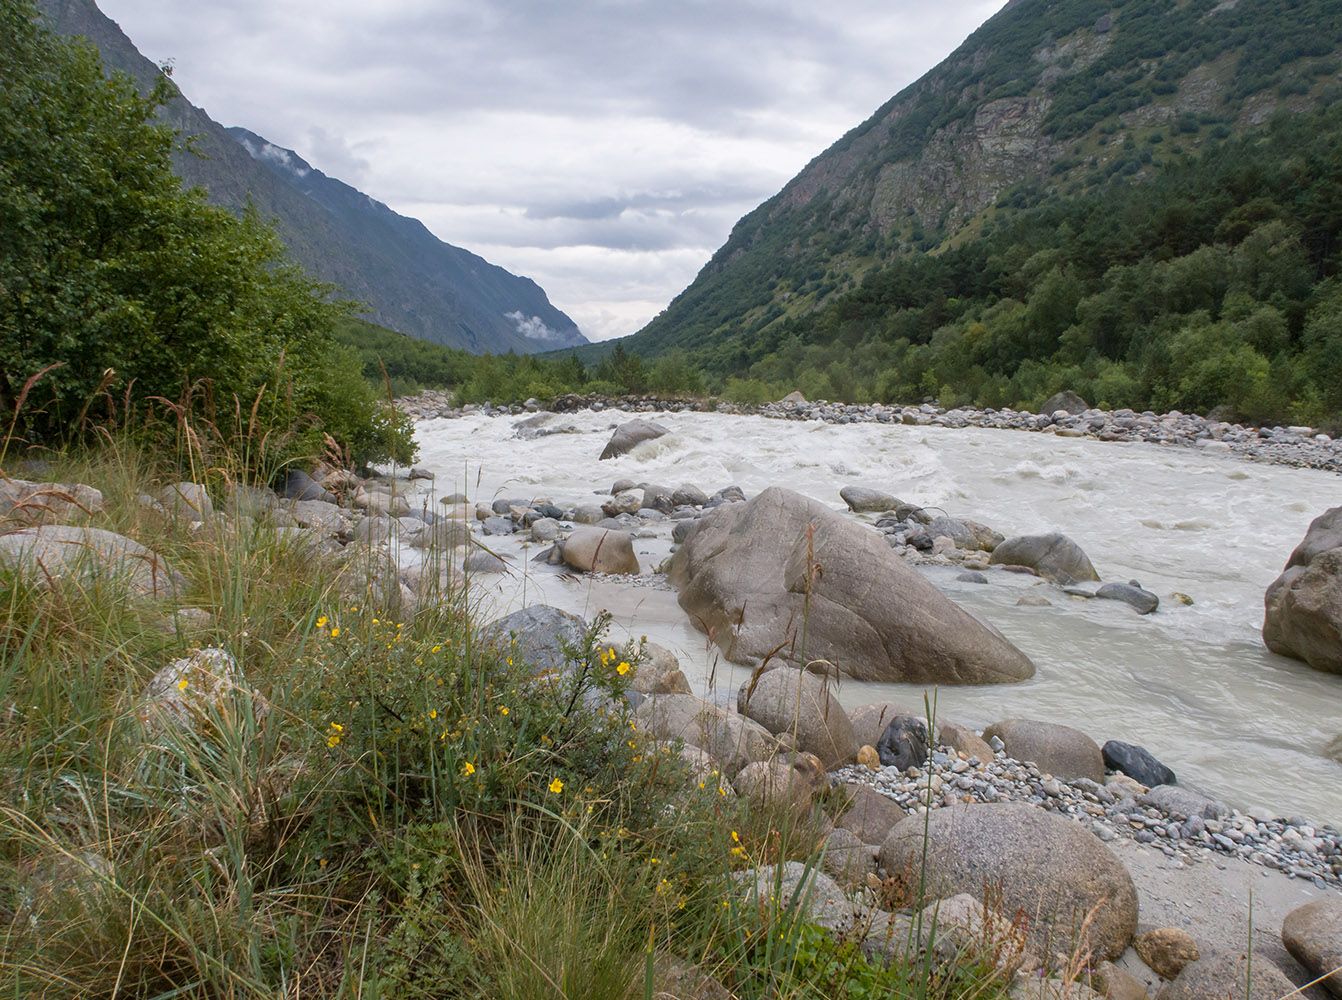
[35,0,587,354]
[629,0,1342,357]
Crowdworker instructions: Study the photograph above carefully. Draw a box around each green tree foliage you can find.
[0,0,412,467]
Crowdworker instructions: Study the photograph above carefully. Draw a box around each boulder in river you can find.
[1096,581,1159,614]
[878,802,1138,961]
[839,485,900,513]
[668,487,1034,684]
[1263,505,1342,674]
[989,533,1099,584]
[598,419,668,460]
[561,526,641,575]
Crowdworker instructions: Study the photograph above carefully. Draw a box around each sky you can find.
[95,0,1007,342]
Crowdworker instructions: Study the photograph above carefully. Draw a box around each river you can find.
[410,408,1342,825]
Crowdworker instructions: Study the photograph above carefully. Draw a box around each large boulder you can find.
[1281,897,1342,999]
[1263,506,1342,673]
[989,534,1099,584]
[561,527,641,575]
[1156,950,1296,1000]
[668,487,1034,684]
[982,719,1104,783]
[599,419,668,460]
[737,668,858,769]
[878,802,1138,962]
[834,783,906,844]
[0,525,183,597]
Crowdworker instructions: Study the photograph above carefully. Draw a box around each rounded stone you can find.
[878,802,1138,961]
[982,719,1104,783]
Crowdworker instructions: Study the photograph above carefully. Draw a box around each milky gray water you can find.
[410,409,1342,825]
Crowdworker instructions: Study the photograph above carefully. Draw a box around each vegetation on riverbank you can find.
[0,412,1031,998]
[1,0,412,469]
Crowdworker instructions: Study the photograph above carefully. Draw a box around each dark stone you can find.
[280,469,335,502]
[672,519,698,544]
[876,716,929,770]
[1096,581,1159,614]
[534,502,565,520]
[1103,740,1176,787]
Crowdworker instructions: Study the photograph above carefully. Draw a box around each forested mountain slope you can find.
[35,0,586,354]
[622,0,1342,424]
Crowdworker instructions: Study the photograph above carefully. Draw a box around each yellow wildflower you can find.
[429,709,437,719]
[549,777,564,794]
[462,761,476,776]
[330,627,340,638]
[177,678,188,691]
[499,706,509,715]
[616,661,630,676]
[317,615,328,627]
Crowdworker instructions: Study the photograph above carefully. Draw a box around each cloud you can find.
[503,311,562,342]
[97,0,1009,339]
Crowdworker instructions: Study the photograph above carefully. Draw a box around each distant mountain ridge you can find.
[35,0,587,355]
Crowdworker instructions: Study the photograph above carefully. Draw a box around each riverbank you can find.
[395,389,1342,474]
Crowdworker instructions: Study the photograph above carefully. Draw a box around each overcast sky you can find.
[95,0,1006,341]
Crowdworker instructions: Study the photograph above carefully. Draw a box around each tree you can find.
[0,0,413,466]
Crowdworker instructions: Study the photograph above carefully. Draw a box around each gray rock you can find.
[668,487,1034,684]
[927,516,1003,552]
[956,571,989,584]
[481,605,587,677]
[0,478,104,525]
[629,642,692,695]
[834,782,906,844]
[599,419,669,460]
[1281,897,1342,999]
[1039,391,1089,416]
[530,517,560,542]
[463,549,508,573]
[139,647,260,730]
[1137,784,1226,821]
[840,485,901,512]
[671,484,709,506]
[281,469,335,502]
[939,721,994,761]
[878,802,1138,961]
[982,719,1104,783]
[1157,950,1295,1000]
[158,482,213,520]
[733,759,819,815]
[0,525,183,598]
[820,827,877,886]
[735,862,864,937]
[737,669,858,769]
[482,515,514,535]
[635,693,777,776]
[1096,582,1159,614]
[989,534,1100,584]
[672,518,698,544]
[1264,507,1342,673]
[561,526,641,574]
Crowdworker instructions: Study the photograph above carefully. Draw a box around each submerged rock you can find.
[598,419,668,460]
[990,533,1099,584]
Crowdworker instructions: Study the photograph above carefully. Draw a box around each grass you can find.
[0,399,1037,999]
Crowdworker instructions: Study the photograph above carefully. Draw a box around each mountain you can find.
[34,0,587,355]
[616,0,1342,423]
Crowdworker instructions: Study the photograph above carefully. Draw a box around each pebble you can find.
[831,746,1342,888]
